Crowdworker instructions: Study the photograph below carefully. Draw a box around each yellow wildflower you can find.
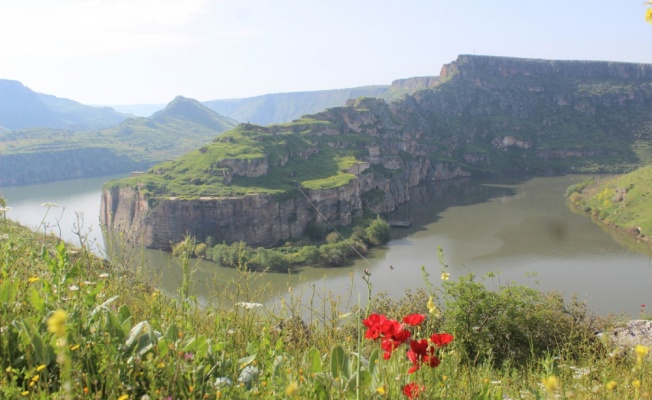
[21,391,29,396]
[427,296,440,317]
[441,271,450,281]
[285,381,299,397]
[542,376,559,394]
[635,345,649,357]
[47,309,68,337]
[633,380,641,388]
[28,277,40,283]
[647,8,652,23]
[36,365,46,372]
[606,380,617,391]
[117,395,129,400]
[376,385,386,395]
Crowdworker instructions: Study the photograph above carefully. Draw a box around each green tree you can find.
[365,216,390,246]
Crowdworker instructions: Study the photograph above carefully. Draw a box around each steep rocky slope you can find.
[101,55,652,249]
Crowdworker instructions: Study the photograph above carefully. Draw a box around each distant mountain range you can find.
[0,96,237,186]
[110,76,439,125]
[0,79,127,131]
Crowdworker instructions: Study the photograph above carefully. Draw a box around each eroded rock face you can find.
[101,158,468,249]
[102,55,652,249]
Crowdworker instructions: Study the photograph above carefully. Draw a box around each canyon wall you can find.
[102,55,652,249]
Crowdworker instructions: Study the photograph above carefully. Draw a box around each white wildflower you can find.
[237,301,263,309]
[99,273,109,278]
[41,202,59,208]
[69,285,79,291]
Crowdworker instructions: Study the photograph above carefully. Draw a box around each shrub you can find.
[254,247,290,272]
[325,231,340,244]
[441,274,598,366]
[365,215,390,245]
[194,242,207,258]
[298,245,320,265]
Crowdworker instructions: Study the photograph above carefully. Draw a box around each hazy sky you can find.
[1,0,650,105]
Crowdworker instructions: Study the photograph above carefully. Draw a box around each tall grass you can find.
[0,208,650,399]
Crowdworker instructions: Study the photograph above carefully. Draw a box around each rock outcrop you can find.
[102,55,652,249]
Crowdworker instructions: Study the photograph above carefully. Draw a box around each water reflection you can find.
[3,174,652,317]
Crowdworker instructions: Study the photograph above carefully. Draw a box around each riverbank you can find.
[567,168,652,249]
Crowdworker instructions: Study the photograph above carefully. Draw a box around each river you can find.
[1,174,651,317]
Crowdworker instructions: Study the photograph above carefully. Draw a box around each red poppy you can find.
[363,314,388,340]
[430,332,454,347]
[402,382,425,399]
[409,339,429,355]
[381,338,401,359]
[407,339,441,373]
[403,314,426,326]
[424,354,441,368]
[389,327,412,344]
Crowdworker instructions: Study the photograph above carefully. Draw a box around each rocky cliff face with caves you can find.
[101,55,652,249]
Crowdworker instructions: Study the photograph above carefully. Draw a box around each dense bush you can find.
[441,274,599,366]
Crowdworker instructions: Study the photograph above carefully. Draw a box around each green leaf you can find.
[104,309,126,340]
[0,279,17,305]
[237,354,256,369]
[306,347,323,374]
[157,338,169,358]
[29,288,45,314]
[346,370,372,393]
[19,319,50,365]
[368,348,379,377]
[165,323,179,342]
[330,345,346,379]
[125,321,148,350]
[193,335,209,359]
[117,305,131,330]
[90,295,119,318]
[313,375,329,400]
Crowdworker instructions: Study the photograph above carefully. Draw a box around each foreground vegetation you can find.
[0,208,651,399]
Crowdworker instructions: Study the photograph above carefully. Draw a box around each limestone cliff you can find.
[102,55,652,249]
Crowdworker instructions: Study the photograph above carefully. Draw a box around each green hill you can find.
[0,96,237,186]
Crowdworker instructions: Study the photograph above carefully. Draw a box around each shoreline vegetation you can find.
[1,199,651,399]
[172,216,391,272]
[566,166,652,249]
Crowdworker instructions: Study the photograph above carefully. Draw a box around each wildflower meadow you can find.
[0,205,651,399]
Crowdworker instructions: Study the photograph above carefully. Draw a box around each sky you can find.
[1,0,650,106]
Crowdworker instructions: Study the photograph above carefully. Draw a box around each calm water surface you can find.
[2,175,651,317]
